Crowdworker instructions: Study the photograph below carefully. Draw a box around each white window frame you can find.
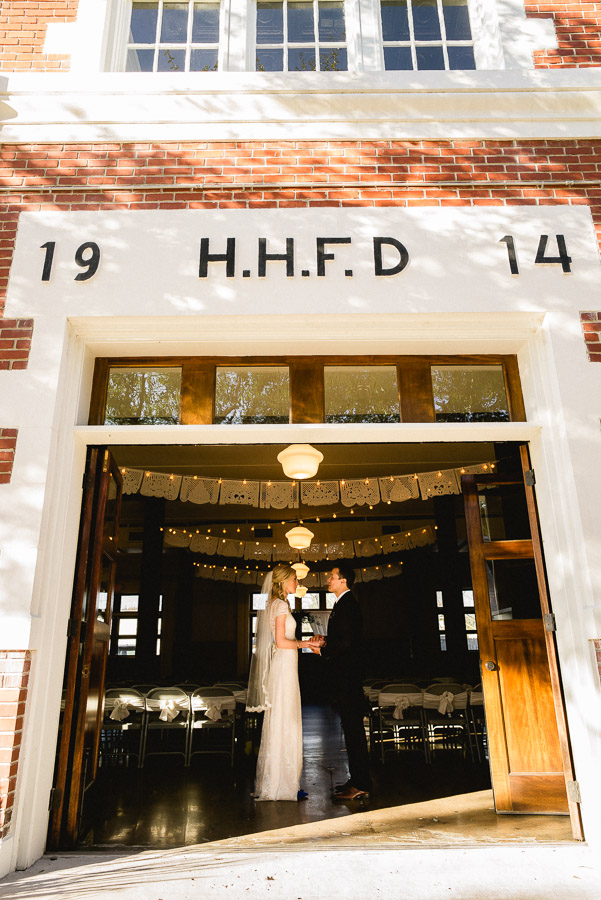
[65,0,557,72]
[253,0,356,72]
[375,0,477,72]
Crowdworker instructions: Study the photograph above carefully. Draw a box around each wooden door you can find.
[462,448,582,837]
[47,448,122,850]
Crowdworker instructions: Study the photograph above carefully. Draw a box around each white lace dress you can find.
[254,598,303,801]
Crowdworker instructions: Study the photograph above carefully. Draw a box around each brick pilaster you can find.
[0,651,31,840]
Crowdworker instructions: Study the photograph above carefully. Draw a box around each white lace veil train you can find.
[246,571,274,712]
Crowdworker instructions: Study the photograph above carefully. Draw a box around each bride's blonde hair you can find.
[269,563,296,602]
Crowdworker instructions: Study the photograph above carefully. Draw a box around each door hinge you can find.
[543,613,557,633]
[567,781,582,804]
[524,469,536,486]
[48,787,62,812]
[66,617,79,638]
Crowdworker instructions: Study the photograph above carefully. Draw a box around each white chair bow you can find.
[109,699,130,721]
[205,701,223,722]
[437,691,455,715]
[159,699,180,722]
[393,696,411,720]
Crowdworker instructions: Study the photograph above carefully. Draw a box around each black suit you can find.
[322,590,371,792]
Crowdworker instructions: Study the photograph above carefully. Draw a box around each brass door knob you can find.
[484,660,497,671]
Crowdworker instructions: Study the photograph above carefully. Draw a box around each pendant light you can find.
[277,444,323,480]
[285,525,314,550]
[295,585,308,598]
[292,562,310,580]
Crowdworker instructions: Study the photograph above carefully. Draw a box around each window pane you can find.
[462,589,473,608]
[326,593,336,609]
[127,48,155,71]
[190,48,218,69]
[467,634,479,651]
[432,365,509,422]
[381,0,409,41]
[120,595,139,612]
[325,366,400,423]
[288,2,315,42]
[193,3,220,41]
[384,46,412,69]
[436,590,444,608]
[464,613,476,631]
[302,593,320,610]
[252,593,268,610]
[486,559,542,620]
[288,47,316,70]
[438,614,445,631]
[439,634,447,650]
[119,619,138,636]
[477,483,531,542]
[130,3,159,43]
[319,2,346,41]
[320,47,347,69]
[443,0,472,40]
[214,366,290,424]
[257,3,284,43]
[117,638,136,656]
[156,638,161,655]
[412,0,441,41]
[161,3,189,42]
[447,45,475,69]
[105,367,182,425]
[256,48,284,69]
[157,48,186,69]
[416,45,444,69]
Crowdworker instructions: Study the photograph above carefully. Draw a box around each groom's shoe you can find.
[333,786,370,801]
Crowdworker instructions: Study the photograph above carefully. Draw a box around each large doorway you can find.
[47,440,579,850]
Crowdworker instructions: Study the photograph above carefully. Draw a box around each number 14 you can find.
[500,234,572,275]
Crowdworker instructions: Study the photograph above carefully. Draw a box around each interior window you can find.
[380,0,475,70]
[127,1,221,72]
[256,0,347,71]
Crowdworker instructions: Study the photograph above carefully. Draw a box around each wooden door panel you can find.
[496,635,564,774]
[509,775,569,813]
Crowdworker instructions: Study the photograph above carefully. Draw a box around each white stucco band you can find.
[3,205,601,873]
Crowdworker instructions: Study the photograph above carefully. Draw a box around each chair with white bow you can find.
[372,683,428,764]
[189,687,237,766]
[101,688,146,768]
[142,687,191,766]
[422,682,471,760]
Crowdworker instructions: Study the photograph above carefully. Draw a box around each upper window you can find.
[380,0,475,70]
[127,1,221,72]
[256,0,347,71]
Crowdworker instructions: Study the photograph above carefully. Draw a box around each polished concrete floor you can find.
[80,705,572,850]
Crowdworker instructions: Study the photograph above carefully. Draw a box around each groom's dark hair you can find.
[336,563,355,589]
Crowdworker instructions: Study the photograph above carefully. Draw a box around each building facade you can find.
[2,0,601,876]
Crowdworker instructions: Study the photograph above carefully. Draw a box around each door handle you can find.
[484,660,497,671]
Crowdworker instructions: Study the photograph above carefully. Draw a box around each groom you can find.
[318,564,371,800]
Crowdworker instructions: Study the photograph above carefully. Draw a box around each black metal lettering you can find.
[74,242,100,282]
[199,237,236,277]
[258,237,294,277]
[316,237,352,276]
[40,241,56,282]
[373,237,409,276]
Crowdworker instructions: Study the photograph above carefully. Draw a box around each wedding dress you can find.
[253,598,303,801]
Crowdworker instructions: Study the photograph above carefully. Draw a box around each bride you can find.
[246,563,319,801]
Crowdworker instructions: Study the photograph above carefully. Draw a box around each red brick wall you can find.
[0,0,600,71]
[528,1,601,68]
[0,319,33,370]
[0,429,18,485]
[580,312,601,361]
[0,651,31,840]
[0,1,78,72]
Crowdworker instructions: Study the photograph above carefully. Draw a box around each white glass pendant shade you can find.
[292,562,310,580]
[277,444,323,480]
[285,525,314,550]
[295,585,308,598]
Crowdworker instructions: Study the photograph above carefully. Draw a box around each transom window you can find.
[380,0,475,70]
[256,0,347,71]
[127,0,221,72]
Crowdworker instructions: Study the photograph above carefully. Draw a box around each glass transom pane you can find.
[432,366,509,423]
[105,367,182,425]
[214,366,290,424]
[324,366,400,423]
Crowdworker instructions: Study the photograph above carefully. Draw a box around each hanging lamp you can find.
[277,444,323,480]
[292,562,310,580]
[285,525,314,550]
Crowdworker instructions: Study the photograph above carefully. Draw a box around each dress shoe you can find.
[333,786,370,801]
